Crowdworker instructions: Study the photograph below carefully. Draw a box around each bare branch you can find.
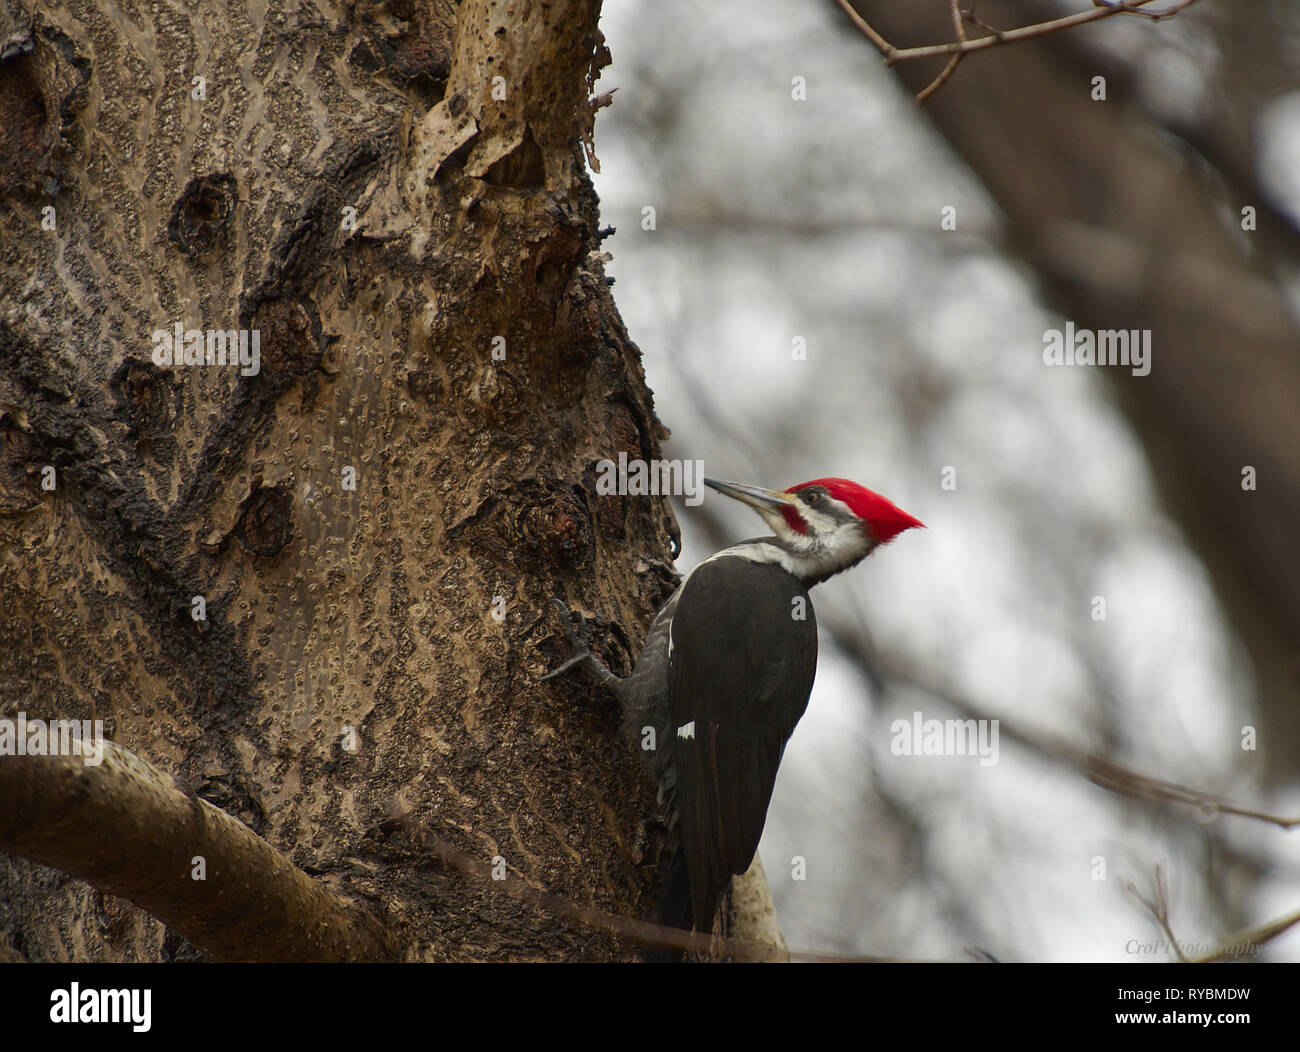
[1125,867,1300,962]
[1124,862,1189,962]
[835,0,1203,101]
[884,668,1300,831]
[832,0,897,58]
[916,0,969,103]
[0,740,395,962]
[1191,906,1300,963]
[1085,755,1300,831]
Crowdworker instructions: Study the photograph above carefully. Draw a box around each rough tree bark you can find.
[0,0,735,961]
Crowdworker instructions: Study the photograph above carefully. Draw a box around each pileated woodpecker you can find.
[544,476,922,950]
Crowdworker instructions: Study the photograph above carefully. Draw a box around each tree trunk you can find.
[0,0,687,961]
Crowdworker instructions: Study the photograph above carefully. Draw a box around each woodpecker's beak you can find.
[703,478,798,513]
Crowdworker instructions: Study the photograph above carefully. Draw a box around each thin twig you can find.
[916,0,969,102]
[1191,906,1300,962]
[1085,755,1300,830]
[832,0,896,59]
[836,0,1202,101]
[1124,863,1189,962]
[1126,866,1300,962]
[880,668,1300,831]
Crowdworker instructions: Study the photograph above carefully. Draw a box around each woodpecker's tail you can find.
[645,851,694,962]
[655,851,695,931]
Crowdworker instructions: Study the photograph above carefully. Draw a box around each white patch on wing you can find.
[676,721,696,740]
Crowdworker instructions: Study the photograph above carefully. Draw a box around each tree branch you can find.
[1191,906,1300,963]
[1126,863,1300,962]
[1124,863,1189,961]
[891,669,1300,830]
[0,740,396,962]
[915,0,969,104]
[834,0,1203,100]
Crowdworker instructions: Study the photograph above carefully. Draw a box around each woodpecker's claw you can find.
[550,598,592,646]
[541,599,624,689]
[539,599,594,681]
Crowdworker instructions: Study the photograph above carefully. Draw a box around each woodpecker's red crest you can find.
[786,477,925,545]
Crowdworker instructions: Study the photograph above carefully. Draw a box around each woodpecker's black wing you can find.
[665,555,818,930]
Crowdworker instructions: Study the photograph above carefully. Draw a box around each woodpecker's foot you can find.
[539,599,620,687]
[550,598,591,647]
[539,599,593,681]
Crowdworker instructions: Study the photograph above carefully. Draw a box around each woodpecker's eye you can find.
[802,489,822,506]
